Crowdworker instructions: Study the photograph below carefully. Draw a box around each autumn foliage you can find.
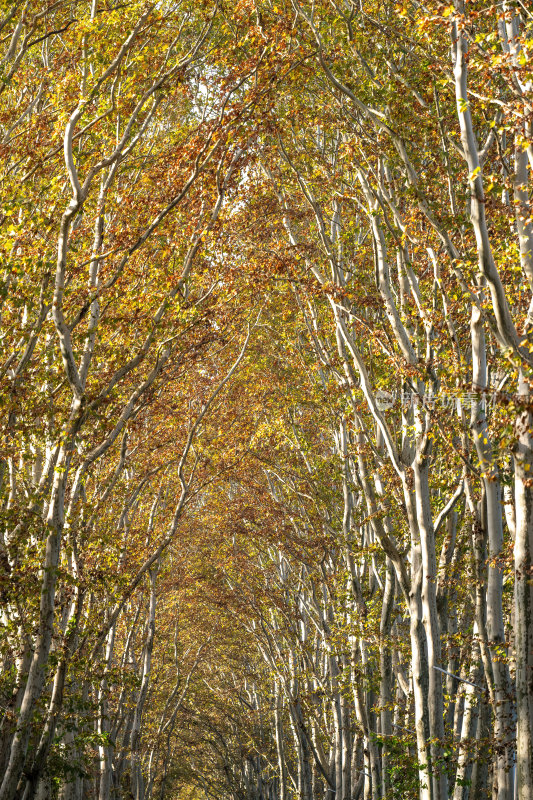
[0,2,532,800]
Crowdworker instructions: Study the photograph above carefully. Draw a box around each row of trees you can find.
[0,1,532,799]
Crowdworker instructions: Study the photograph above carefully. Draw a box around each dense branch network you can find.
[0,2,532,800]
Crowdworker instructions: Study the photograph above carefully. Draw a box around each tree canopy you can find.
[0,2,532,800]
